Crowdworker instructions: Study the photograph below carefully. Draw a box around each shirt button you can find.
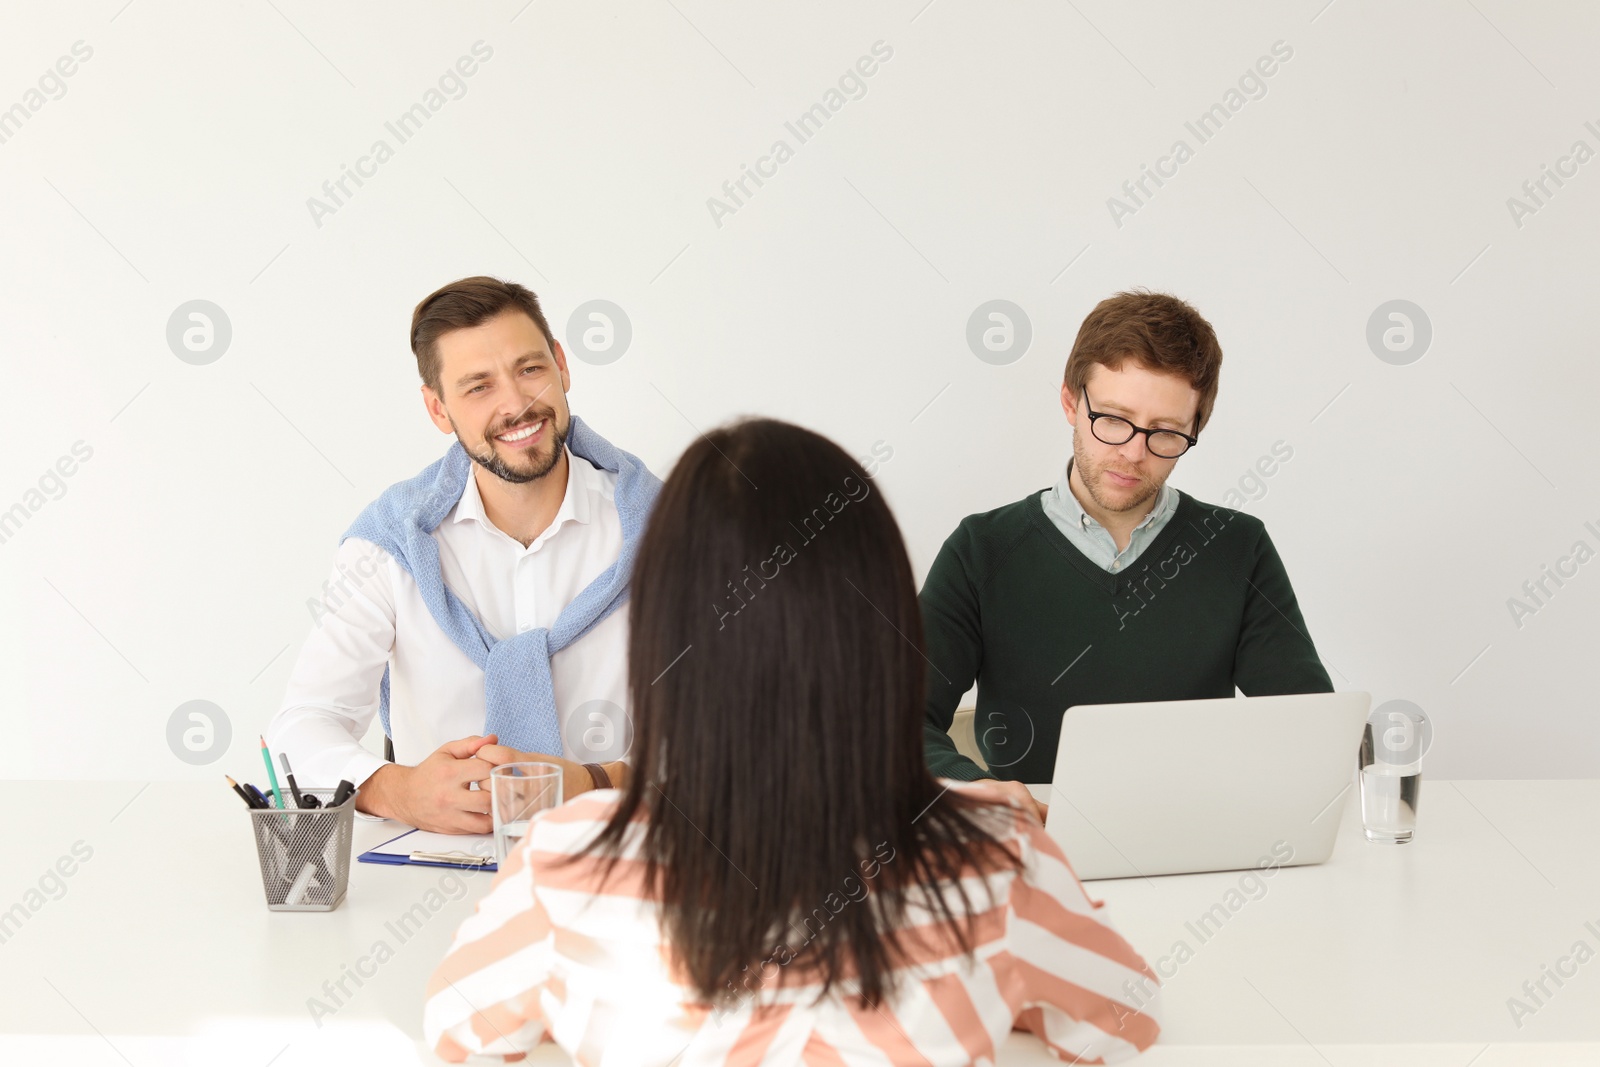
[518,622,532,633]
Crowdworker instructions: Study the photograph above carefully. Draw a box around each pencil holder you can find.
[248,788,358,912]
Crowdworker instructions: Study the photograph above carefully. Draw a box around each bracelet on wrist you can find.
[582,762,612,791]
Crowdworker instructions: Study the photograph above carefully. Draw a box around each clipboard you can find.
[357,827,498,871]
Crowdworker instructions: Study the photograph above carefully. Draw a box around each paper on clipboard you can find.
[359,827,498,870]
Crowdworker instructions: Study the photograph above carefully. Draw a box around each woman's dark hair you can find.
[567,417,1023,1010]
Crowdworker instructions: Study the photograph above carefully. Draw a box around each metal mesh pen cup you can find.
[248,788,357,912]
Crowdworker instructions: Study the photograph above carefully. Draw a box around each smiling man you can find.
[267,277,660,833]
[921,290,1333,819]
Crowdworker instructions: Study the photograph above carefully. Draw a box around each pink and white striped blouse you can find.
[424,778,1162,1064]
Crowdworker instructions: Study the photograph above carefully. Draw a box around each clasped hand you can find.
[356,734,593,834]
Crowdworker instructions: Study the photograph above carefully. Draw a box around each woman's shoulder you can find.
[926,778,1045,868]
[524,790,646,855]
[537,787,630,822]
[935,779,1105,911]
[935,778,1037,828]
[520,791,656,902]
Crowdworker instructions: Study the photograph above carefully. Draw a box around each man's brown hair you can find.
[411,276,555,394]
[1063,289,1224,433]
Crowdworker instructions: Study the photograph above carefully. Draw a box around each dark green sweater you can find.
[921,487,1333,784]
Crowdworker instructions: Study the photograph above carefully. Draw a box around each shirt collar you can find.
[452,444,594,537]
[1056,456,1174,533]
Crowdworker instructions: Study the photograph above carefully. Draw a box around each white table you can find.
[1,780,1596,1066]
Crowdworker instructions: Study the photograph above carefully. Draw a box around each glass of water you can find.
[1358,716,1423,843]
[490,762,564,864]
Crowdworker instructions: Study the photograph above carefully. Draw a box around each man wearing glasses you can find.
[921,290,1333,820]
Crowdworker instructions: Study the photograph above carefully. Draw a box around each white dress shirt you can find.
[267,446,630,790]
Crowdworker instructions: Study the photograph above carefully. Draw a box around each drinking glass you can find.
[490,762,563,864]
[1358,712,1423,844]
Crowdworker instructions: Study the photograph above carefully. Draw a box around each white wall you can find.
[2,1,1594,781]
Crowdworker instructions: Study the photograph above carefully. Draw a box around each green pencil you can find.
[258,735,285,810]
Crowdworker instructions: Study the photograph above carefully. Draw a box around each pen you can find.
[280,752,304,808]
[330,779,355,808]
[226,775,259,809]
[240,782,295,852]
[259,736,285,810]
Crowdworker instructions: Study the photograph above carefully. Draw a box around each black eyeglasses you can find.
[1082,386,1198,459]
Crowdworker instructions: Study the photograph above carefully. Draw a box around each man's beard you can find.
[1074,434,1162,514]
[458,412,569,484]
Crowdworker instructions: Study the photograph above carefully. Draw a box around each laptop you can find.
[1042,692,1370,880]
